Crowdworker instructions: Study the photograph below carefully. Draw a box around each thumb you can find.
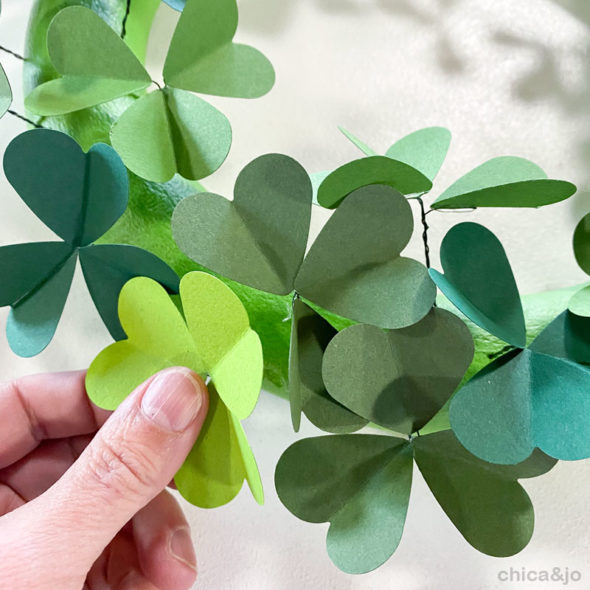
[39,366,208,568]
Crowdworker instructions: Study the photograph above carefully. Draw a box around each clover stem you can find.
[416,196,431,269]
[121,0,132,39]
[7,109,44,128]
[0,45,24,60]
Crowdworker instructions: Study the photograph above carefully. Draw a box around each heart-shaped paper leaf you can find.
[322,308,473,434]
[86,273,264,508]
[569,285,590,317]
[573,212,590,275]
[431,156,576,209]
[110,88,232,183]
[4,129,129,247]
[430,222,526,347]
[25,6,151,115]
[414,429,544,557]
[296,185,436,328]
[0,62,11,118]
[275,434,413,574]
[338,127,377,156]
[289,298,368,433]
[450,348,590,463]
[180,271,263,419]
[385,127,451,182]
[163,0,275,98]
[173,154,312,294]
[317,156,433,209]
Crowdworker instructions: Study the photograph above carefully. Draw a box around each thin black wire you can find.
[121,0,132,39]
[416,197,431,269]
[7,110,44,128]
[0,45,24,60]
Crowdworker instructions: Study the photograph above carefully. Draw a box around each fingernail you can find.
[170,526,197,570]
[141,368,203,432]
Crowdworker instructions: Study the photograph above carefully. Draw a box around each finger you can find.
[33,367,208,573]
[0,371,110,468]
[133,490,197,590]
[0,435,92,508]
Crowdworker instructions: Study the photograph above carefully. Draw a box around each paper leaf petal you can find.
[385,127,451,181]
[573,212,590,275]
[296,185,436,329]
[163,0,274,98]
[322,308,473,434]
[450,349,590,463]
[290,298,368,433]
[317,156,432,209]
[25,6,150,115]
[180,272,263,419]
[414,430,535,557]
[7,250,77,357]
[111,88,232,183]
[79,244,180,341]
[4,130,128,246]
[432,156,576,209]
[568,285,590,317]
[86,276,201,410]
[172,154,312,295]
[275,434,413,574]
[338,127,377,156]
[175,385,263,508]
[430,222,526,346]
[0,63,12,118]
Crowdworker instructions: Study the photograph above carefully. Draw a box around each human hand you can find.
[0,367,209,590]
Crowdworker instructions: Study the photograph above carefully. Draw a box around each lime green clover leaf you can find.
[430,222,590,463]
[0,128,178,357]
[86,271,264,508]
[25,0,275,183]
[171,153,437,429]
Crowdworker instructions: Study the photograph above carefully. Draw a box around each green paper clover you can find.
[86,271,264,508]
[0,62,11,119]
[25,0,275,183]
[569,213,590,316]
[276,429,555,574]
[430,222,590,463]
[0,128,178,357]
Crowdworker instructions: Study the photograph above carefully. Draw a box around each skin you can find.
[0,367,209,590]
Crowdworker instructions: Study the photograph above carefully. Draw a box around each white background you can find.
[2,0,590,588]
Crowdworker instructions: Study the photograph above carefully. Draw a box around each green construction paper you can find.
[175,385,264,509]
[79,244,180,341]
[296,185,436,329]
[569,285,590,317]
[275,434,413,574]
[450,348,590,463]
[163,0,275,98]
[4,129,129,247]
[529,309,590,364]
[110,87,232,183]
[25,6,151,116]
[172,154,312,295]
[429,222,526,347]
[6,250,77,357]
[413,430,536,557]
[86,273,263,507]
[289,298,367,433]
[317,156,433,209]
[180,271,263,419]
[322,308,473,434]
[338,127,377,156]
[0,62,11,118]
[432,156,576,209]
[573,212,590,275]
[385,127,451,182]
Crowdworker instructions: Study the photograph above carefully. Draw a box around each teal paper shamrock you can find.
[0,129,178,357]
[430,222,590,463]
[276,306,556,573]
[25,0,275,183]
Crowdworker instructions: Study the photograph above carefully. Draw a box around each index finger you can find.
[0,370,111,469]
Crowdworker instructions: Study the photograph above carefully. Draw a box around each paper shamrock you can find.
[0,128,178,357]
[336,126,576,209]
[430,222,590,464]
[25,0,275,183]
[569,212,590,316]
[276,307,556,573]
[86,271,264,508]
